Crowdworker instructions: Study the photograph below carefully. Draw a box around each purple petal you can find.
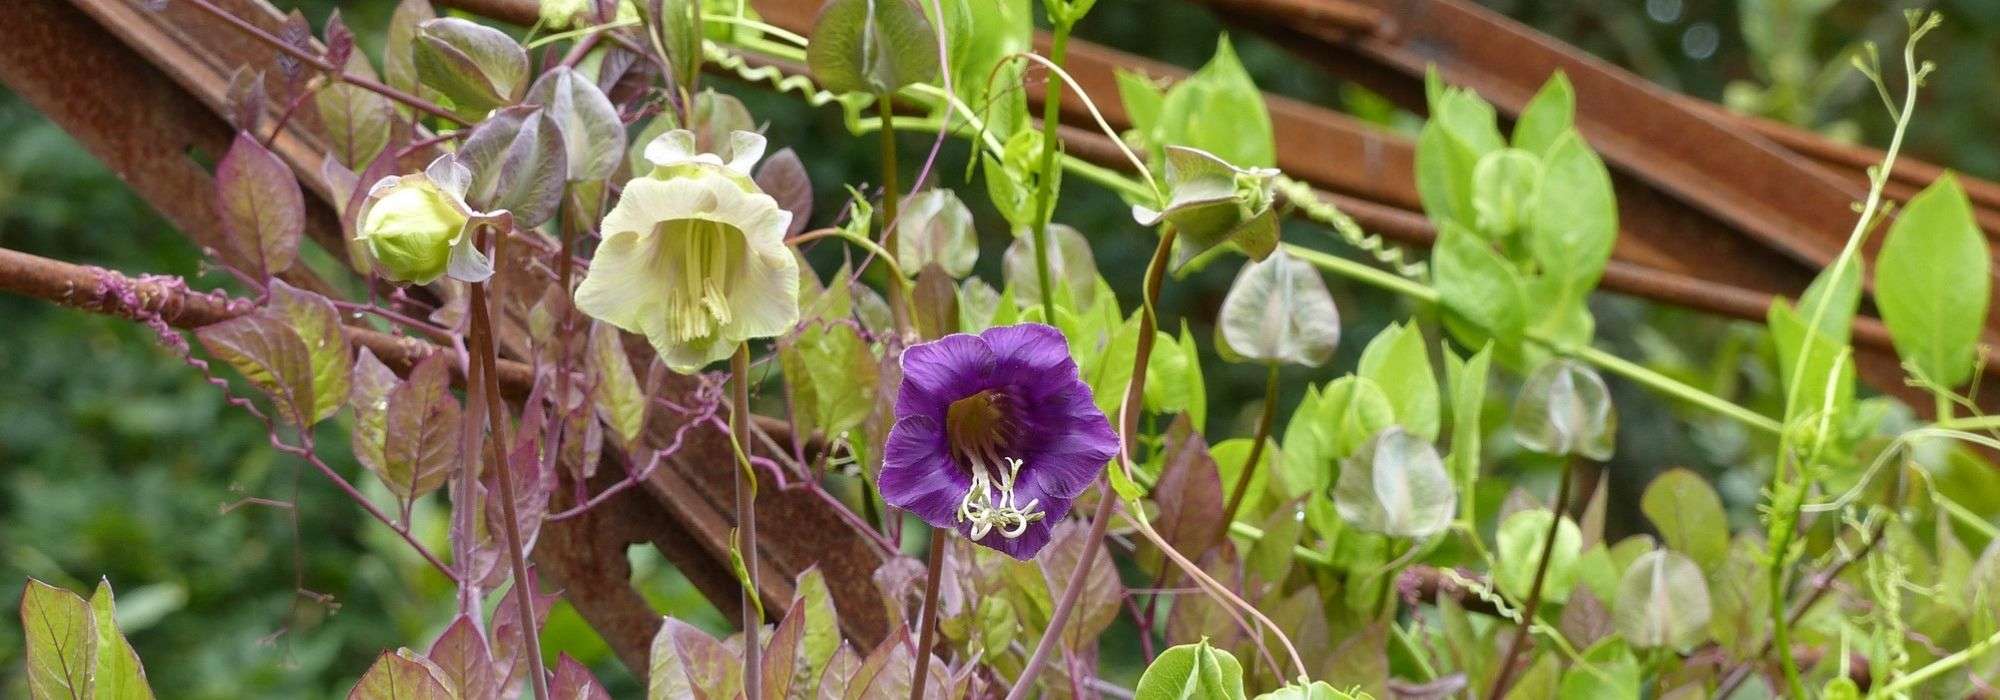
[979,323,1074,379]
[895,333,995,421]
[878,415,967,528]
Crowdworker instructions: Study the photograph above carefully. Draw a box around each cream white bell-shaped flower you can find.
[575,129,798,373]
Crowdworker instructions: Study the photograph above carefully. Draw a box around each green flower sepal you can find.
[355,154,505,285]
[1131,145,1280,271]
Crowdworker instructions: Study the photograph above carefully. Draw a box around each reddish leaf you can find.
[1151,414,1226,571]
[276,11,314,87]
[815,645,861,700]
[549,655,609,700]
[489,574,558,692]
[323,10,356,73]
[196,312,314,426]
[457,107,567,227]
[755,147,813,236]
[348,348,398,484]
[649,617,739,700]
[1036,519,1123,649]
[214,132,305,278]
[382,353,460,500]
[225,67,267,134]
[484,435,552,556]
[383,0,435,101]
[762,591,807,697]
[910,264,960,340]
[426,615,498,700]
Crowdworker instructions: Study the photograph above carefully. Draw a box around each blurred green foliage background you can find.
[4,0,1999,695]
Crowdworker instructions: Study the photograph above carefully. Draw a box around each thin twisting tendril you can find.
[1274,175,1428,279]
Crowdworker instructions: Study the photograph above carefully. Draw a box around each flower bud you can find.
[355,156,490,285]
[1510,358,1616,460]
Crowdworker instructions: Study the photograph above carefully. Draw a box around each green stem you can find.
[1878,624,2000,695]
[1219,364,1279,529]
[877,93,910,334]
[1571,344,1782,435]
[1488,456,1577,699]
[1028,21,1073,323]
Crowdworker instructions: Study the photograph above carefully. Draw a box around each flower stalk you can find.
[731,344,763,700]
[1220,363,1280,528]
[468,233,550,700]
[1008,226,1179,698]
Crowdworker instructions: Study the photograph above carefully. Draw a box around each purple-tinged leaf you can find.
[276,11,314,86]
[815,645,860,700]
[1036,519,1123,649]
[140,0,168,10]
[526,67,625,181]
[383,0,435,105]
[484,436,552,557]
[588,322,645,446]
[1325,622,1390,697]
[341,145,400,277]
[266,280,351,424]
[348,348,398,482]
[214,132,304,278]
[1389,673,1468,700]
[225,67,267,135]
[755,147,813,236]
[383,353,460,500]
[871,556,926,634]
[1560,586,1614,650]
[843,629,910,700]
[20,579,94,699]
[321,155,359,213]
[649,617,740,700]
[323,10,356,74]
[347,649,452,700]
[197,312,314,426]
[910,264,960,340]
[1164,546,1247,649]
[762,592,806,698]
[1150,414,1226,571]
[550,655,610,700]
[488,572,558,684]
[415,17,529,118]
[426,616,499,700]
[458,107,567,227]
[688,90,754,155]
[316,82,395,171]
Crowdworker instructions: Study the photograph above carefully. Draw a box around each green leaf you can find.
[1510,359,1616,461]
[1471,148,1540,239]
[1319,376,1398,490]
[348,649,452,699]
[1769,298,1855,426]
[414,17,528,118]
[1245,497,1302,584]
[1153,35,1273,169]
[1252,681,1362,700]
[1004,223,1100,311]
[806,0,941,95]
[782,322,879,440]
[1116,68,1166,145]
[89,580,156,700]
[1496,509,1581,604]
[1556,639,1639,699]
[1415,88,1503,230]
[21,578,95,699]
[1433,221,1529,353]
[1613,549,1712,650]
[927,0,1031,136]
[1528,133,1617,305]
[1134,640,1247,700]
[649,618,740,700]
[1875,173,1990,388]
[1210,438,1271,522]
[1357,321,1439,440]
[1216,248,1340,368]
[896,189,979,278]
[267,280,350,425]
[1444,342,1492,521]
[1512,71,1575,156]
[589,322,647,445]
[1333,427,1454,538]
[214,132,305,278]
[1638,468,1729,573]
[196,312,315,427]
[1145,323,1208,431]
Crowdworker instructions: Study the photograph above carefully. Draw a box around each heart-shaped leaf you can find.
[214,132,304,278]
[1333,427,1454,539]
[1614,549,1712,650]
[807,0,941,95]
[1215,248,1338,367]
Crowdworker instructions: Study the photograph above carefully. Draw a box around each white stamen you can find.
[954,456,1044,540]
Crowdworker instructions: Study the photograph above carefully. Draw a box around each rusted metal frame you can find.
[19,0,894,673]
[64,0,357,272]
[1205,0,2000,346]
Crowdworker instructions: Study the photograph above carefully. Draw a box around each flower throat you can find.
[660,218,743,343]
[945,390,1044,539]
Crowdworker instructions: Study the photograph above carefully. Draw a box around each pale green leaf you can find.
[1875,173,1990,388]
